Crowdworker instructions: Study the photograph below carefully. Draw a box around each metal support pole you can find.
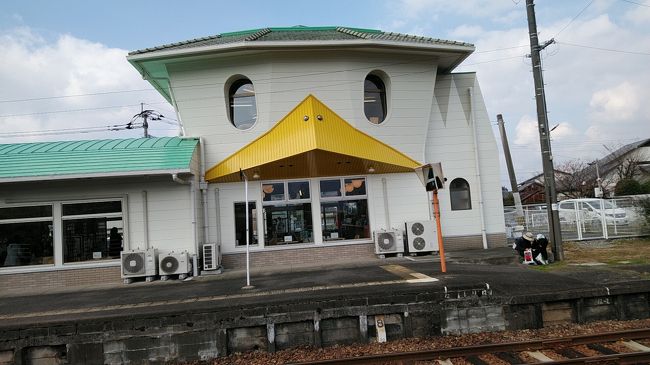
[432,191,447,273]
[242,172,253,289]
[497,114,525,221]
[526,0,563,261]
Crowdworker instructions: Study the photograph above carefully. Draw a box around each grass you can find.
[531,237,650,271]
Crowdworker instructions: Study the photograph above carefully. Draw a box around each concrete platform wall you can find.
[1,289,649,364]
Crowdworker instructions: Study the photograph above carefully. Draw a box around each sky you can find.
[1,0,649,186]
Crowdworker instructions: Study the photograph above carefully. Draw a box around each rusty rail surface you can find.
[288,327,650,364]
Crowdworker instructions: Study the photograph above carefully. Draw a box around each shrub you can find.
[615,179,642,196]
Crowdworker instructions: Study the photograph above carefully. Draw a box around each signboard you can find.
[414,163,445,191]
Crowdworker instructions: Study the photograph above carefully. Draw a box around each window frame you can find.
[227,77,258,131]
[0,196,127,273]
[449,178,472,211]
[261,180,311,206]
[0,203,55,269]
[363,72,388,125]
[61,199,125,264]
[318,177,370,243]
[233,200,259,247]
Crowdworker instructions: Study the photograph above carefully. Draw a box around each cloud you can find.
[514,115,539,146]
[0,27,174,143]
[449,25,484,39]
[589,81,640,122]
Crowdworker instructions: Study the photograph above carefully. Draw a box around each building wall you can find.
[167,50,505,253]
[427,73,506,239]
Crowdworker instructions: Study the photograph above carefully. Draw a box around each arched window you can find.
[450,178,472,210]
[228,78,257,130]
[364,73,387,124]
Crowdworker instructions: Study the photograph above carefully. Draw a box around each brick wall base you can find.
[444,233,508,251]
[222,243,377,271]
[0,266,121,295]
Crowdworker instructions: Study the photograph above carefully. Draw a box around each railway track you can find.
[288,328,650,365]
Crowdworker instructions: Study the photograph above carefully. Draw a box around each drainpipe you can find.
[469,87,488,249]
[199,137,210,250]
[142,190,149,250]
[172,173,199,261]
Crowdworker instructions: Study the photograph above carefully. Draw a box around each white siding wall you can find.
[427,73,505,237]
[1,176,196,254]
[168,50,505,251]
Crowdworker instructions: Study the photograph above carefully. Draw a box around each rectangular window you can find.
[288,181,310,200]
[234,201,257,246]
[262,182,285,202]
[0,205,54,268]
[320,177,370,242]
[62,200,123,263]
[263,203,313,246]
[261,180,313,246]
[320,179,342,198]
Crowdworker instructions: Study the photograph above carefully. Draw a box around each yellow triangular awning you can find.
[206,95,421,183]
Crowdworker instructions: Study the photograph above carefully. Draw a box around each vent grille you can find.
[122,252,145,275]
[160,256,180,274]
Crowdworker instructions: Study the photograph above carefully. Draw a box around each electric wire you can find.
[555,41,650,56]
[620,0,650,7]
[553,0,595,38]
[0,45,530,105]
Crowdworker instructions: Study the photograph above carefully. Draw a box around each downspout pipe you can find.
[199,137,210,252]
[172,173,199,262]
[469,87,488,249]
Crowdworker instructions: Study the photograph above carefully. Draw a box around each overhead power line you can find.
[554,0,595,38]
[620,0,650,7]
[556,41,650,56]
[0,45,530,105]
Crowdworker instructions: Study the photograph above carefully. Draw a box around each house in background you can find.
[1,26,506,290]
[517,170,572,205]
[582,138,650,195]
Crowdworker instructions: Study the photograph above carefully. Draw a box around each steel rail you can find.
[288,327,650,365]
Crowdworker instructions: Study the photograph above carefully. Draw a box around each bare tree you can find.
[555,159,593,198]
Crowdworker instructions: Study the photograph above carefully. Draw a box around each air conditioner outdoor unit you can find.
[374,229,404,256]
[405,220,438,254]
[202,243,221,271]
[120,249,158,283]
[159,250,192,280]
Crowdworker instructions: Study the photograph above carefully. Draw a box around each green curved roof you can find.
[0,137,199,182]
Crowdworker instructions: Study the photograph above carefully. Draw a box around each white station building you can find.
[0,26,505,290]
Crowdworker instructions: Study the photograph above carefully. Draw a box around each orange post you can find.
[432,190,447,273]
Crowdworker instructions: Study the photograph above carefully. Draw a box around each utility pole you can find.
[141,103,149,138]
[526,0,563,261]
[497,114,525,224]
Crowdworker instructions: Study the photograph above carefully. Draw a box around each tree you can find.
[555,159,594,198]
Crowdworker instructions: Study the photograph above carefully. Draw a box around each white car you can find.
[558,198,628,225]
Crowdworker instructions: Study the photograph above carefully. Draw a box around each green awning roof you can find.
[0,137,199,182]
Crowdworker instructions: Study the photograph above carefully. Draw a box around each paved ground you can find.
[2,247,650,328]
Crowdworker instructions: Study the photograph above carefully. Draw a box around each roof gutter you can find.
[127,40,474,72]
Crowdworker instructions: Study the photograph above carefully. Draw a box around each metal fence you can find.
[504,196,650,242]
